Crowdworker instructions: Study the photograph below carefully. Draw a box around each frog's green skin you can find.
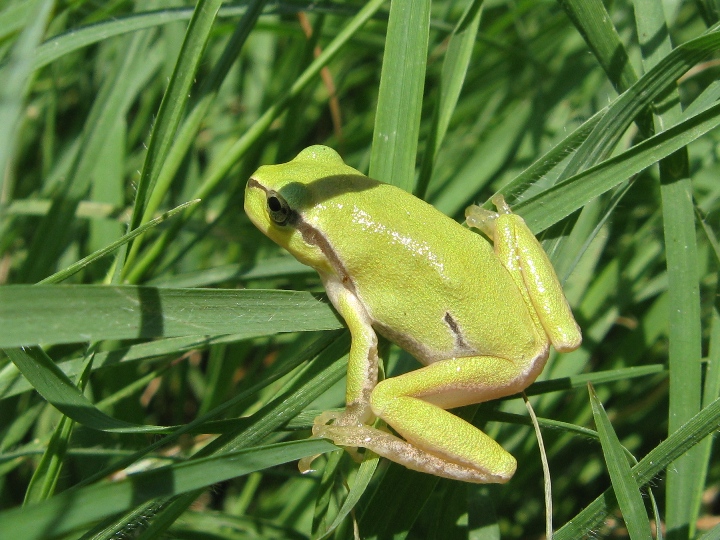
[244,145,581,484]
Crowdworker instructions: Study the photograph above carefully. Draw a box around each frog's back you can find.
[309,181,543,364]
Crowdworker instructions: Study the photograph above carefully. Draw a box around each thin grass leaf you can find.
[4,347,170,433]
[558,0,638,94]
[38,199,199,284]
[589,383,653,540]
[22,352,95,504]
[310,449,344,537]
[691,306,720,528]
[416,0,483,200]
[0,333,280,400]
[317,458,379,539]
[561,22,720,178]
[517,99,720,233]
[521,364,665,398]
[126,0,222,237]
[631,3,705,537]
[123,0,266,271]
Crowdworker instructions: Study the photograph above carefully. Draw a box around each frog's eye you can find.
[266,191,293,226]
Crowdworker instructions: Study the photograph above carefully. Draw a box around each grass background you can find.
[0,0,719,538]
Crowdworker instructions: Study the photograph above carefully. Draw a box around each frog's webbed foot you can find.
[298,406,375,473]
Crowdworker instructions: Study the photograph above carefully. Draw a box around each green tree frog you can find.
[244,145,581,484]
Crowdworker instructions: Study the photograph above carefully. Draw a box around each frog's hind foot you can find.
[465,194,515,236]
[315,424,512,484]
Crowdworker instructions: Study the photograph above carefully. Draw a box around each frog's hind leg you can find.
[314,352,543,484]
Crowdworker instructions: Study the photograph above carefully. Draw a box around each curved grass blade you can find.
[37,200,199,284]
[560,22,720,177]
[517,99,720,233]
[4,347,171,433]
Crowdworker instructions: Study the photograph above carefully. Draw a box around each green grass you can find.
[0,0,719,538]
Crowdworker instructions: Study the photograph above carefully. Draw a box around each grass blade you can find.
[369,0,431,191]
[0,0,53,201]
[126,0,222,236]
[589,383,653,540]
[0,286,340,347]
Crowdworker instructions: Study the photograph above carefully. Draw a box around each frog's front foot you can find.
[298,407,375,473]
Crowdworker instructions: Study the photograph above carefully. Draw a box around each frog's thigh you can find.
[366,356,529,483]
[493,213,581,352]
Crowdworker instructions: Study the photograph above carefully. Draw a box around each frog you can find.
[244,145,581,483]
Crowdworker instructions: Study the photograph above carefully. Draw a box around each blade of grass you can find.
[415,0,483,200]
[0,0,53,203]
[517,99,720,233]
[4,347,172,433]
[38,200,199,284]
[691,305,720,530]
[589,383,653,540]
[0,286,341,347]
[317,458,379,539]
[22,351,95,504]
[123,0,266,272]
[558,0,638,94]
[31,6,253,71]
[561,22,720,179]
[632,2,704,538]
[368,0,431,191]
[0,332,298,401]
[126,0,222,239]
[555,396,720,540]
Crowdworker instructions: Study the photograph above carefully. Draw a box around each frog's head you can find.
[245,145,362,271]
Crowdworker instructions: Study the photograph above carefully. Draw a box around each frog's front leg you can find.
[298,279,379,472]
